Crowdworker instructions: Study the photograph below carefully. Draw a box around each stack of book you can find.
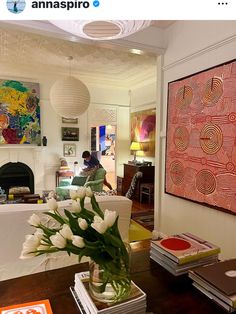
[189,259,236,313]
[70,271,147,314]
[150,232,220,276]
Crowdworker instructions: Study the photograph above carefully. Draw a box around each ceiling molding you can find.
[0,20,172,89]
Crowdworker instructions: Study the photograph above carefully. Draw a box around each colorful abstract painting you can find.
[131,109,156,157]
[0,80,40,145]
[165,59,236,215]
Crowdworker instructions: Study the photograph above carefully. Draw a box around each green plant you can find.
[20,187,131,302]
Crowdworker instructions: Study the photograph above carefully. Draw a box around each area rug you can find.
[129,220,153,242]
[131,210,154,231]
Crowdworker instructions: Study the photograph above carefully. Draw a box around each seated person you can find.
[82,150,113,190]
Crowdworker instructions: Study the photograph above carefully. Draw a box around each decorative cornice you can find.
[163,34,236,71]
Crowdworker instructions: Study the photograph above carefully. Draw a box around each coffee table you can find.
[0,260,226,314]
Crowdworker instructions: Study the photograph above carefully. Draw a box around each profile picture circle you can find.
[7,0,26,14]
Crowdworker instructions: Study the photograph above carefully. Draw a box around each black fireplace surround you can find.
[0,162,34,194]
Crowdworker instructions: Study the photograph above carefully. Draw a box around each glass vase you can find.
[89,244,131,303]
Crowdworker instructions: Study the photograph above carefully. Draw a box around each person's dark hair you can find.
[82,151,91,158]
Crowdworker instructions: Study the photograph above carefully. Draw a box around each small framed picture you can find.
[62,117,78,124]
[63,143,76,157]
[61,127,79,141]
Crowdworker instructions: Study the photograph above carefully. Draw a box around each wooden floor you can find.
[131,198,154,213]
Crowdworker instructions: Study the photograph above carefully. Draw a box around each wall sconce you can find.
[130,141,142,163]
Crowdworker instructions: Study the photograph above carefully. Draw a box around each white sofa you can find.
[0,196,132,281]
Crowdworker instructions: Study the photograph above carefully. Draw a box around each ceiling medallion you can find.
[49,20,152,40]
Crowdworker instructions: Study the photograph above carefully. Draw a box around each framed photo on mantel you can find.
[61,127,79,141]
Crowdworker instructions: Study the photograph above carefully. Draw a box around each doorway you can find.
[90,125,116,190]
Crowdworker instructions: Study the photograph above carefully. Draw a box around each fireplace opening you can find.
[0,162,34,195]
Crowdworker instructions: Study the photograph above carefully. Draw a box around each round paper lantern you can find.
[50,76,90,118]
[50,20,152,41]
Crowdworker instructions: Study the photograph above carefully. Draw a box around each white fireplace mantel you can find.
[0,145,44,150]
[0,146,46,194]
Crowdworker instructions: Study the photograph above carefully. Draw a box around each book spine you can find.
[189,272,236,307]
[150,254,181,276]
[151,248,218,272]
[151,242,178,263]
[177,249,220,265]
[74,282,97,314]
[70,286,87,314]
[192,282,235,313]
[152,237,220,265]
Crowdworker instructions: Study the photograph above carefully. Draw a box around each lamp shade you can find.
[50,76,90,118]
[50,20,152,41]
[130,141,141,151]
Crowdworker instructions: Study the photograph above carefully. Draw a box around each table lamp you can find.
[130,141,141,163]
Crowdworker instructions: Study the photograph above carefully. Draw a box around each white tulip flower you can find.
[86,187,93,197]
[38,243,51,251]
[77,187,86,199]
[20,249,37,259]
[50,232,67,248]
[72,200,81,212]
[20,234,41,259]
[23,234,41,251]
[60,224,73,240]
[70,190,78,200]
[47,198,58,211]
[27,213,41,226]
[34,228,44,239]
[71,235,85,248]
[91,216,107,234]
[78,218,88,230]
[104,209,117,228]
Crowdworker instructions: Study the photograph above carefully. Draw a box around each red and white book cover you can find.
[0,299,53,314]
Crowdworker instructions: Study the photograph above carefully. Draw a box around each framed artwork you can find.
[165,59,236,215]
[130,109,156,157]
[62,117,78,124]
[61,127,79,141]
[63,143,76,157]
[0,79,40,145]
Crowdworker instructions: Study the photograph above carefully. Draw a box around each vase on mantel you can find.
[89,244,131,303]
[42,136,47,146]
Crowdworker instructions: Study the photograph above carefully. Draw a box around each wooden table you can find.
[0,261,226,313]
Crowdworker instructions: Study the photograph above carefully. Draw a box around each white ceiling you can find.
[0,21,174,88]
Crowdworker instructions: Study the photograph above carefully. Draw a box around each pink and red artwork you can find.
[165,59,236,215]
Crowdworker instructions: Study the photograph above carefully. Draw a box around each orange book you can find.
[0,299,53,314]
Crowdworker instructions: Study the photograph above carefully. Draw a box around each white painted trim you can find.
[163,34,236,71]
[90,102,129,108]
[155,55,164,233]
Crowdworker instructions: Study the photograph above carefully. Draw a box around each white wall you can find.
[116,106,130,177]
[157,21,236,259]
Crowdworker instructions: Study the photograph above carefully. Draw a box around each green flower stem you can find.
[90,260,131,302]
[91,195,104,218]
[38,224,59,237]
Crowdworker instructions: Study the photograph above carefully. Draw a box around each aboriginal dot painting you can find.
[165,59,236,215]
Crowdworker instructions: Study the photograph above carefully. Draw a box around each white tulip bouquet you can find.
[20,187,131,302]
